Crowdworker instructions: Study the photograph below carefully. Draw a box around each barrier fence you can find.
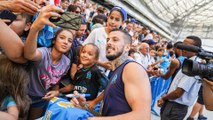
[150,76,172,116]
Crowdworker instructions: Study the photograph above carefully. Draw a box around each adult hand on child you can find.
[31,5,64,31]
[42,90,59,100]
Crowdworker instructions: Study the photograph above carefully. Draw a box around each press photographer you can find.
[177,43,213,80]
[177,42,213,112]
[157,36,203,120]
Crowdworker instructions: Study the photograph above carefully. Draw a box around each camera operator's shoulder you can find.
[203,78,213,90]
[202,78,213,111]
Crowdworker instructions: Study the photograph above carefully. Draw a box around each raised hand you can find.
[70,91,87,108]
[31,5,64,31]
[2,0,39,15]
[42,90,59,100]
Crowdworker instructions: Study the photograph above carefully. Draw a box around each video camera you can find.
[176,44,213,80]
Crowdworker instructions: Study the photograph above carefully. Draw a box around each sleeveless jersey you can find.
[102,60,133,116]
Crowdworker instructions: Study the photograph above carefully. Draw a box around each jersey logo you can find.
[97,39,104,45]
[111,74,117,84]
[86,71,92,79]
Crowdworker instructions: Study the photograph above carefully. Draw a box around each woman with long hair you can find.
[24,5,74,119]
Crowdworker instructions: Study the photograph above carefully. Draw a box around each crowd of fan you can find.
[0,0,213,120]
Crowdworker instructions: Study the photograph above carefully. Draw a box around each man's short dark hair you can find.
[174,41,183,48]
[110,28,132,45]
[61,0,69,3]
[128,48,136,56]
[97,7,104,14]
[142,27,148,31]
[20,13,32,23]
[67,4,77,12]
[186,36,202,48]
[166,42,173,49]
[92,14,107,24]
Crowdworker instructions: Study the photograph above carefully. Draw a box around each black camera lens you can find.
[182,59,213,80]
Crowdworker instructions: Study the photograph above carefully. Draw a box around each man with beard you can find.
[72,29,151,120]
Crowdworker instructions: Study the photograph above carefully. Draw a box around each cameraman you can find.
[203,78,213,111]
[158,36,202,120]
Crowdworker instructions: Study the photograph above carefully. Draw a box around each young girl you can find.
[83,6,127,71]
[24,5,73,119]
[0,54,30,119]
[60,43,108,108]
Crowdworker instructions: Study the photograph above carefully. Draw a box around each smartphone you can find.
[0,10,17,25]
[49,16,61,22]
[49,12,64,22]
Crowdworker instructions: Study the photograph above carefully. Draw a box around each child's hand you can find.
[77,64,83,70]
[42,90,59,100]
[70,91,87,108]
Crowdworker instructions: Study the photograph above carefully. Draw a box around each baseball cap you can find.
[130,19,137,23]
[145,39,157,45]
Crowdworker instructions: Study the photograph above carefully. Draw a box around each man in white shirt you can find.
[158,36,202,120]
[133,43,151,69]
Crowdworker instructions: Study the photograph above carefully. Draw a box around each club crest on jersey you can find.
[111,74,117,84]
